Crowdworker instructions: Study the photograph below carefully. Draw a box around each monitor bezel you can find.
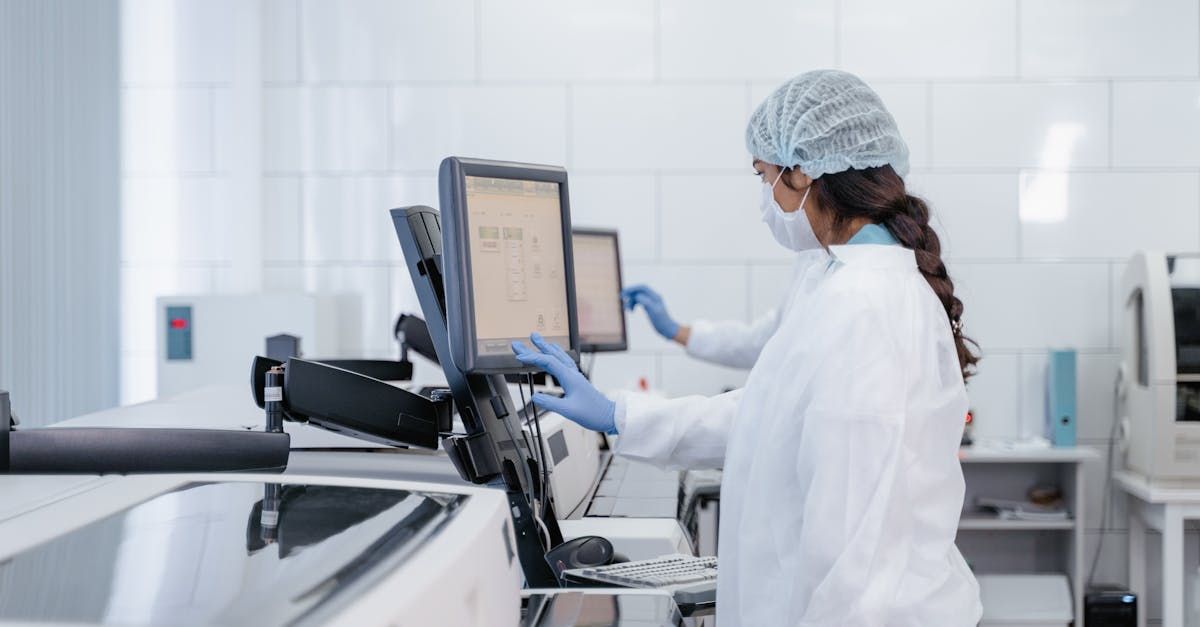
[572,227,629,353]
[439,156,581,374]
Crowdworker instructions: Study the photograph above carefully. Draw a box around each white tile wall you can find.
[659,0,836,81]
[954,262,1111,351]
[299,265,392,356]
[660,174,790,262]
[121,0,238,84]
[1019,172,1200,259]
[480,0,655,81]
[262,176,303,262]
[907,172,1021,260]
[262,0,299,83]
[839,0,1018,79]
[301,176,435,263]
[1112,81,1200,167]
[390,86,568,169]
[622,263,749,352]
[568,174,657,261]
[298,0,475,82]
[264,86,390,172]
[571,85,747,170]
[1020,0,1200,78]
[121,0,1200,607]
[122,177,234,263]
[964,352,1020,441]
[122,87,216,174]
[932,82,1110,168]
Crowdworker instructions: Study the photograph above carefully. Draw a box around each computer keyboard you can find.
[562,554,717,608]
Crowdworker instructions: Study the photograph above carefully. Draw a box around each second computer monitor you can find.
[572,228,628,353]
[439,157,581,373]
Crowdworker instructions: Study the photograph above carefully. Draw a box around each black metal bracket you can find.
[251,356,453,449]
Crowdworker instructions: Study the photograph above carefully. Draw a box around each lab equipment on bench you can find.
[157,293,355,397]
[249,357,452,450]
[0,474,523,627]
[391,156,701,599]
[391,157,577,587]
[437,157,581,374]
[1119,252,1200,481]
[562,554,718,612]
[572,228,628,353]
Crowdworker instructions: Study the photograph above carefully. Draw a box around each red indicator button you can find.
[170,318,188,330]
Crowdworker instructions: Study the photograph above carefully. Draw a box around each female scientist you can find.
[513,69,982,626]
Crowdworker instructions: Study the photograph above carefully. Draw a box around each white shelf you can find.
[958,515,1075,531]
[959,445,1098,464]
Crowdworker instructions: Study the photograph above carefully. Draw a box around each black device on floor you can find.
[1085,586,1136,626]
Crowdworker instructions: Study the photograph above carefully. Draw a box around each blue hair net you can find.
[746,69,910,179]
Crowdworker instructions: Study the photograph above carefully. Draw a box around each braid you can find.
[812,165,980,380]
[881,196,979,380]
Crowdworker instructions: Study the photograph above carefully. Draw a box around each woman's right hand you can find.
[512,333,617,434]
[621,285,687,343]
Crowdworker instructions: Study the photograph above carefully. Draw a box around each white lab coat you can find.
[685,250,829,369]
[613,244,981,626]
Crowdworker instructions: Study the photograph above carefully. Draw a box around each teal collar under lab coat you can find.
[846,223,899,246]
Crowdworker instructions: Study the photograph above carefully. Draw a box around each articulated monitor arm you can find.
[250,356,453,449]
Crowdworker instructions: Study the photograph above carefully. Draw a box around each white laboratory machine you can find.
[1119,252,1200,481]
[0,156,709,624]
[157,293,357,397]
[0,473,523,627]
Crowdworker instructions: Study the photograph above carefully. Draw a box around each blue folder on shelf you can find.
[1045,349,1077,447]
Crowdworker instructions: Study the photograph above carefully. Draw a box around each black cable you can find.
[498,381,536,509]
[519,375,543,507]
[1087,369,1123,588]
[530,373,551,518]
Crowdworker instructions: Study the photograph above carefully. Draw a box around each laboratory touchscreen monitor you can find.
[572,228,628,352]
[439,157,580,373]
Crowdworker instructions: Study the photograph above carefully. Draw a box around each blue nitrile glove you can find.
[511,332,617,435]
[621,285,680,341]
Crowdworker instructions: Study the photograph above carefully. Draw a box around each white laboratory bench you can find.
[1115,469,1200,627]
[957,444,1098,622]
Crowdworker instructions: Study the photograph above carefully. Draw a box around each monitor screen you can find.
[572,229,627,352]
[439,157,580,373]
[465,175,571,358]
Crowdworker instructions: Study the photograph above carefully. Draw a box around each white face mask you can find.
[760,170,821,252]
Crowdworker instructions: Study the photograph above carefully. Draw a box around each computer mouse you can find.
[544,535,614,579]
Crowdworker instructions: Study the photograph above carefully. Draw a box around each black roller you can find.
[7,428,290,474]
[1,391,9,472]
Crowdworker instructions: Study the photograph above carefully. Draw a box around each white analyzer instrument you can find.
[1119,251,1200,481]
[156,293,356,398]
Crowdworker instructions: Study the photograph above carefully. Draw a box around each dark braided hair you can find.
[783,164,980,380]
